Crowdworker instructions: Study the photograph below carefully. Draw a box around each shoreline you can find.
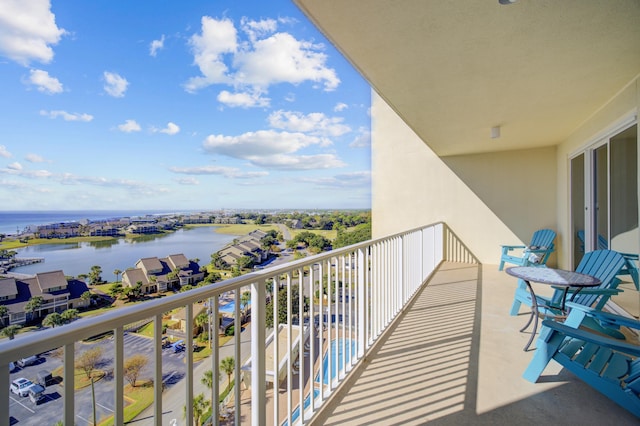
[0,223,279,251]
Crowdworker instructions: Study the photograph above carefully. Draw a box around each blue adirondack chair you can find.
[498,229,556,272]
[576,230,639,289]
[523,314,640,418]
[509,250,626,321]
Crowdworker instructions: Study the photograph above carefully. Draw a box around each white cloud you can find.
[233,32,339,90]
[25,153,46,163]
[0,0,65,66]
[350,127,371,148]
[203,130,329,158]
[185,16,340,99]
[7,162,22,171]
[184,16,237,92]
[175,177,199,185]
[268,110,351,137]
[250,153,345,170]
[334,102,348,112]
[202,129,347,170]
[118,119,141,133]
[103,71,128,97]
[28,69,63,94]
[0,145,11,158]
[240,17,277,43]
[302,171,371,187]
[149,35,165,56]
[170,165,268,179]
[40,109,93,122]
[217,90,270,108]
[160,122,180,135]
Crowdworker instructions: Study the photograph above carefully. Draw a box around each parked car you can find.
[17,355,39,368]
[27,383,45,404]
[10,378,34,397]
[36,370,53,387]
[172,340,185,353]
[9,361,15,373]
[161,336,171,348]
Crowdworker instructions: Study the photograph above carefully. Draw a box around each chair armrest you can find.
[564,302,640,330]
[542,319,640,357]
[550,287,622,296]
[501,245,526,251]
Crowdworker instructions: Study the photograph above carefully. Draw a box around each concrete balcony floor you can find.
[311,262,640,425]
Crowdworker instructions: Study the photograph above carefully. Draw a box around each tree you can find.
[42,312,64,328]
[240,291,251,319]
[80,290,92,305]
[76,347,103,379]
[183,393,210,426]
[24,296,44,323]
[108,282,123,298]
[265,285,301,328]
[89,265,103,286]
[0,324,21,340]
[61,308,79,323]
[220,356,235,387]
[123,354,148,387]
[201,369,219,411]
[236,255,253,270]
[113,269,122,283]
[0,305,8,328]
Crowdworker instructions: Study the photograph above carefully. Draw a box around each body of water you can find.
[11,226,238,278]
[0,210,193,236]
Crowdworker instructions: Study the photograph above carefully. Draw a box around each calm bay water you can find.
[12,226,238,278]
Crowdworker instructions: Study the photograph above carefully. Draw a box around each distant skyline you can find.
[0,0,371,211]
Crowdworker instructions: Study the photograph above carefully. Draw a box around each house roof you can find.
[0,278,18,298]
[294,0,640,156]
[35,271,67,291]
[167,254,189,269]
[122,268,149,286]
[136,257,164,273]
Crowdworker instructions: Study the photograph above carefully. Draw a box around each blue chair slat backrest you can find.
[576,230,639,289]
[498,229,556,271]
[565,250,627,310]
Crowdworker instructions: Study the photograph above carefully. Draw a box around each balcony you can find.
[1,223,638,425]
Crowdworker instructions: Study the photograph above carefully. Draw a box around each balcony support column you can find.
[251,279,266,425]
[153,315,163,425]
[63,342,74,426]
[114,326,124,426]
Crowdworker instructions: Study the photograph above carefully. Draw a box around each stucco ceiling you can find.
[295,0,640,156]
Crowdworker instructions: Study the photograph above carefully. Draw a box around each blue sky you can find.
[0,0,371,211]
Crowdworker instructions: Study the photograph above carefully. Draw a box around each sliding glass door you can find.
[570,122,638,315]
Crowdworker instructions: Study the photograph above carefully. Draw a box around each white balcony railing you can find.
[0,222,477,426]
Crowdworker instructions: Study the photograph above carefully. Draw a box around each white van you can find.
[17,355,39,368]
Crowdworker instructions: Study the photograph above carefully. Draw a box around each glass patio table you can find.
[505,266,601,351]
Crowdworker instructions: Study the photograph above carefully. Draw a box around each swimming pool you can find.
[282,338,357,425]
[316,338,357,385]
[219,299,250,314]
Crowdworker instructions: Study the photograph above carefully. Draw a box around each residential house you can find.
[122,254,204,293]
[0,271,89,325]
[37,223,81,239]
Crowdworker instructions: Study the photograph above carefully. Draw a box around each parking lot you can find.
[9,332,190,426]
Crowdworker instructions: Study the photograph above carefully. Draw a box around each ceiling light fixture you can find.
[499,0,518,4]
[491,126,501,139]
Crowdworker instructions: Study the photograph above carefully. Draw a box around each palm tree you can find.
[24,296,44,323]
[220,356,235,388]
[183,393,210,426]
[240,291,251,320]
[201,369,220,412]
[61,308,79,323]
[0,305,9,328]
[0,324,21,340]
[113,269,122,283]
[43,312,64,328]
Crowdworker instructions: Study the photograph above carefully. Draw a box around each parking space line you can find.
[96,402,113,412]
[9,396,36,414]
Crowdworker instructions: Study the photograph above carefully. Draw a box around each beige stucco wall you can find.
[371,91,558,264]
